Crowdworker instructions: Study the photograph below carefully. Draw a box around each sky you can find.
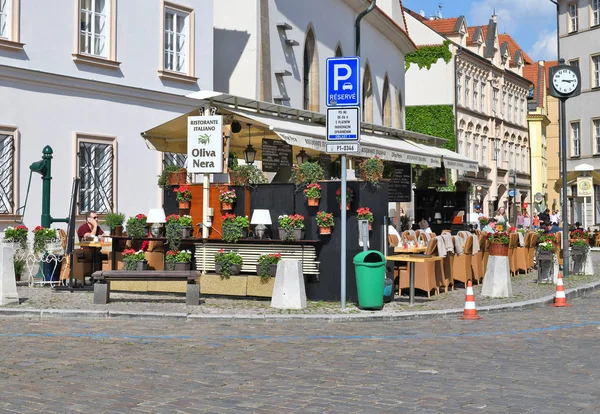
[401,0,558,62]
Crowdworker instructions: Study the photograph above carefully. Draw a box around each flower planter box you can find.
[319,226,331,235]
[537,250,555,283]
[178,201,191,210]
[255,263,278,278]
[307,198,319,207]
[111,225,123,237]
[215,264,242,276]
[168,171,187,186]
[247,275,276,297]
[175,262,192,271]
[221,202,233,210]
[340,202,350,211]
[136,261,148,271]
[200,274,247,296]
[181,227,193,239]
[489,243,508,256]
[571,245,588,274]
[278,228,305,241]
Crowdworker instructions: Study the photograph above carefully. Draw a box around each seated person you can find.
[77,211,104,241]
[574,222,584,231]
[544,220,560,235]
[481,218,497,233]
[419,219,432,233]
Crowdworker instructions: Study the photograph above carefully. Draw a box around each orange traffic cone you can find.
[552,273,571,307]
[460,280,481,320]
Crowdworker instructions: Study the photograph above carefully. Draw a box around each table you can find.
[481,255,512,297]
[386,254,443,306]
[393,246,427,254]
[78,241,110,275]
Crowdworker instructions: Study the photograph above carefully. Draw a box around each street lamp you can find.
[509,169,517,225]
[243,123,256,165]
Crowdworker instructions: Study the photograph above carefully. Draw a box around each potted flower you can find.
[158,165,187,190]
[165,214,182,251]
[214,249,243,278]
[4,225,29,250]
[277,214,305,241]
[359,156,384,187]
[174,185,192,209]
[356,207,374,230]
[103,212,125,237]
[235,215,250,238]
[180,214,193,239]
[570,238,589,274]
[316,211,335,235]
[290,162,324,187]
[219,188,237,210]
[222,213,243,243]
[165,250,178,271]
[126,214,148,239]
[175,249,193,271]
[229,164,268,186]
[32,226,58,255]
[256,252,282,281]
[478,216,489,226]
[336,188,354,210]
[123,248,147,271]
[487,232,510,256]
[303,183,322,207]
[537,235,557,282]
[570,229,590,244]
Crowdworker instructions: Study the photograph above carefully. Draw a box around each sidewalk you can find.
[2,255,599,321]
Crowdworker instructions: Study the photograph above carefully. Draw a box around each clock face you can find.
[552,68,578,95]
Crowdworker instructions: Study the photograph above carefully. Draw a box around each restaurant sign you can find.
[187,115,223,174]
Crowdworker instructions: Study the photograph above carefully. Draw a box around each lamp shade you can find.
[250,209,272,225]
[434,212,442,219]
[147,208,166,223]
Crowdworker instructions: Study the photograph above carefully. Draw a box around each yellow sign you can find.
[577,176,593,197]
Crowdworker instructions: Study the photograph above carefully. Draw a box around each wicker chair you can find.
[452,236,473,287]
[398,238,442,298]
[527,233,539,270]
[472,233,486,284]
[516,232,532,274]
[508,233,520,276]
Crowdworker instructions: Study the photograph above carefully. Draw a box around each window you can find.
[571,122,581,157]
[592,0,600,26]
[303,28,320,112]
[79,0,110,57]
[522,152,526,173]
[466,132,472,158]
[569,58,579,67]
[502,141,508,164]
[514,96,518,124]
[473,80,479,111]
[492,88,499,114]
[502,92,507,116]
[164,7,190,73]
[474,135,479,163]
[0,0,10,39]
[509,144,514,167]
[457,73,463,106]
[0,128,15,214]
[569,3,578,32]
[164,152,187,169]
[482,136,487,164]
[594,119,600,153]
[481,82,487,113]
[381,75,392,127]
[77,136,115,214]
[520,99,525,125]
[516,146,521,171]
[457,130,463,155]
[508,94,513,122]
[593,55,600,88]
[465,76,470,108]
[362,64,373,122]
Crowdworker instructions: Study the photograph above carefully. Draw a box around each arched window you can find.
[381,75,391,127]
[362,64,373,123]
[394,90,404,128]
[334,43,343,57]
[303,28,319,111]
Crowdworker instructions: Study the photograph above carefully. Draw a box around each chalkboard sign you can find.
[261,139,293,173]
[319,154,332,180]
[389,163,412,202]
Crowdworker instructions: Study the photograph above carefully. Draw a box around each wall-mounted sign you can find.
[187,116,223,173]
[577,176,593,197]
[389,163,412,202]
[261,138,293,173]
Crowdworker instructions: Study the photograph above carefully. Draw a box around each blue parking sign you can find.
[326,57,360,107]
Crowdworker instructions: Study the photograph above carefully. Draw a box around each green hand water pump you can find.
[29,146,69,227]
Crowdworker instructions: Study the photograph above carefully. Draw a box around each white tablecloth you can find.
[481,255,512,298]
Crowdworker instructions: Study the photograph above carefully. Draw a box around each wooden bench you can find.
[91,271,200,306]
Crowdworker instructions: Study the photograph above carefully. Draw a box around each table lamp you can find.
[250,209,272,239]
[147,208,166,237]
[434,212,442,224]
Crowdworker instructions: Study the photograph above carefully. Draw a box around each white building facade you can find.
[0,0,214,229]
[558,0,600,225]
[213,0,414,128]
[405,11,532,222]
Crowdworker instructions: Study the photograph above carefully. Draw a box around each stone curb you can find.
[2,280,599,323]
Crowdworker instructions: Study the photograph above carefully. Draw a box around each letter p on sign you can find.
[333,64,351,91]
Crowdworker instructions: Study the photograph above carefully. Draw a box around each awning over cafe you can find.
[141,92,478,172]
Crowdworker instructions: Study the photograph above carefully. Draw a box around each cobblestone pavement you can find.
[4,253,600,316]
[1,291,600,413]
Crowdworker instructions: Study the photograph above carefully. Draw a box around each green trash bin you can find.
[353,250,386,310]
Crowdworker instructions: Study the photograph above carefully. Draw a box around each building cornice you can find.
[0,64,204,108]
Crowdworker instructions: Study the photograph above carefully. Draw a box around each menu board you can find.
[261,139,293,173]
[319,154,332,180]
[389,163,412,202]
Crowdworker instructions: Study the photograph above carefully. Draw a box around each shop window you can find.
[77,135,115,214]
[0,130,15,214]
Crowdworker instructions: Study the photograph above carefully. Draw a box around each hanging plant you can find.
[229,165,267,186]
[359,157,384,188]
[290,162,324,189]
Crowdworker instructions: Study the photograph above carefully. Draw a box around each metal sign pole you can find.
[560,98,569,279]
[341,154,347,310]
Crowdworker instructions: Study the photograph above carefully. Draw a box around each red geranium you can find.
[123,248,137,256]
[222,213,237,223]
[174,185,192,202]
[135,214,147,220]
[356,207,374,222]
[166,214,180,223]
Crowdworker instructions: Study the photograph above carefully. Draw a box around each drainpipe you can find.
[355,0,377,56]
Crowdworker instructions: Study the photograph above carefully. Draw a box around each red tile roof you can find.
[545,60,559,84]
[523,63,544,108]
[422,17,460,35]
[498,34,534,65]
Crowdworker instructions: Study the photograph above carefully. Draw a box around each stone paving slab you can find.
[3,253,599,321]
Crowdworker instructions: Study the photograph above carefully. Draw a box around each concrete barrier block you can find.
[271,260,306,309]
